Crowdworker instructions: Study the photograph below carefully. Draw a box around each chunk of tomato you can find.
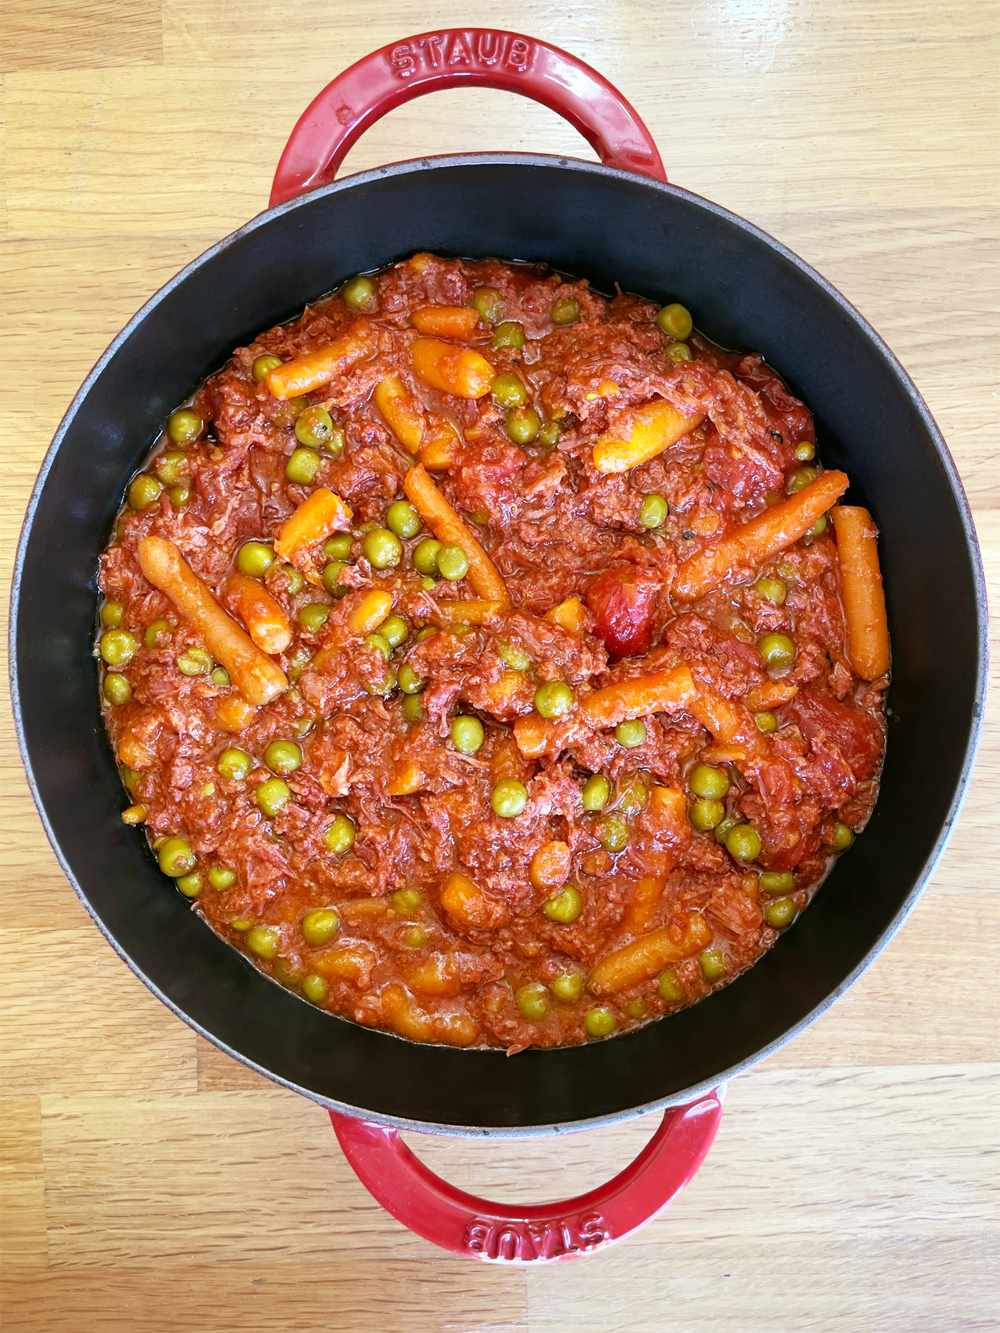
[784,687,883,781]
[586,565,660,659]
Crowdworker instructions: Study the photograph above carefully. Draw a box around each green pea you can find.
[217,748,251,781]
[364,665,397,697]
[699,948,726,981]
[358,520,379,534]
[375,615,406,650]
[247,926,281,959]
[451,714,485,754]
[100,629,138,666]
[323,533,354,561]
[324,424,347,457]
[616,778,648,820]
[758,633,796,669]
[551,971,585,1001]
[143,619,171,650]
[625,998,646,1020]
[755,576,787,606]
[286,447,320,486]
[795,440,816,461]
[437,545,469,581]
[497,640,531,671]
[726,823,762,862]
[280,565,305,595]
[208,865,237,890]
[211,667,230,689]
[760,870,795,894]
[153,450,189,485]
[413,538,443,576]
[343,275,376,310]
[534,681,573,719]
[516,982,551,1021]
[158,837,196,877]
[302,973,329,1004]
[542,885,581,923]
[301,907,339,946]
[536,419,562,449]
[403,693,425,724]
[402,925,428,948]
[320,561,348,597]
[551,295,579,325]
[362,527,402,569]
[167,409,203,444]
[491,321,525,351]
[122,767,142,797]
[689,763,730,800]
[491,779,528,818]
[787,466,820,494]
[832,821,855,851]
[176,646,212,677]
[807,514,828,538]
[598,817,630,853]
[237,541,275,579]
[658,968,685,1003]
[471,287,503,323]
[690,798,725,832]
[252,353,283,382]
[666,342,693,363]
[362,634,390,663]
[256,778,291,816]
[169,485,191,508]
[581,773,611,812]
[491,373,528,409]
[297,603,330,632]
[656,303,693,340]
[714,814,740,845]
[615,719,646,748]
[584,1005,617,1038]
[386,500,422,540]
[755,711,778,733]
[295,406,335,448]
[176,871,203,898]
[505,406,540,445]
[764,897,797,929]
[103,673,132,705]
[391,887,422,916]
[324,813,356,855]
[264,740,302,776]
[128,474,163,510]
[397,662,426,695]
[639,494,668,529]
[100,600,125,628]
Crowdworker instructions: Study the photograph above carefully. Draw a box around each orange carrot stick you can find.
[373,375,425,453]
[687,685,766,762]
[225,571,291,655]
[832,506,890,680]
[424,599,505,626]
[544,595,587,634]
[273,488,353,566]
[403,465,511,607]
[137,537,287,706]
[674,470,850,601]
[418,420,462,472]
[264,320,375,400]
[621,875,667,936]
[593,400,704,475]
[411,339,494,399]
[439,872,509,930]
[529,840,572,892]
[587,911,712,995]
[411,306,481,340]
[581,664,697,729]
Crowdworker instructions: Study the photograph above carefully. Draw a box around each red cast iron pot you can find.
[11,31,987,1263]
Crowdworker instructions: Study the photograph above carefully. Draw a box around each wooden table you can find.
[2,2,997,1328]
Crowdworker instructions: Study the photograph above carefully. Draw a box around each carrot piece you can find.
[544,595,587,634]
[119,731,155,770]
[529,840,572,892]
[215,694,258,733]
[411,338,494,399]
[832,506,890,680]
[425,599,505,626]
[688,685,766,762]
[581,664,697,729]
[439,872,509,930]
[490,733,531,785]
[593,400,703,475]
[645,786,689,844]
[346,589,393,635]
[380,984,434,1041]
[225,571,291,655]
[621,875,666,936]
[313,944,377,988]
[137,537,287,706]
[745,679,798,712]
[402,955,465,997]
[411,306,481,340]
[419,420,462,472]
[674,470,850,601]
[273,488,353,566]
[403,465,511,607]
[513,713,556,759]
[264,319,375,399]
[386,758,425,796]
[374,375,425,453]
[587,911,713,995]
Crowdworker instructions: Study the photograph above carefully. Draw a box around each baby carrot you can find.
[411,306,481,340]
[374,375,425,453]
[581,664,697,729]
[273,488,353,567]
[225,571,291,655]
[264,320,375,400]
[593,400,703,475]
[587,911,713,995]
[831,506,890,680]
[411,338,494,399]
[403,465,511,608]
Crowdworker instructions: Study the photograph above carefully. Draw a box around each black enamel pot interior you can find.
[12,154,987,1135]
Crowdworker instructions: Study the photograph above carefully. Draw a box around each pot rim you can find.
[10,151,990,1138]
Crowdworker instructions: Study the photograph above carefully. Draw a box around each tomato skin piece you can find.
[586,566,660,659]
[784,687,883,782]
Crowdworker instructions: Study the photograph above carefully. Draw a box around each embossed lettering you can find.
[506,37,531,70]
[476,31,502,64]
[446,31,473,66]
[580,1212,611,1248]
[463,1220,493,1254]
[386,31,534,79]
[418,34,443,68]
[389,43,415,77]
[494,1226,521,1261]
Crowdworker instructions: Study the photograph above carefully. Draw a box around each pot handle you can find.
[270,28,666,207]
[328,1087,723,1262]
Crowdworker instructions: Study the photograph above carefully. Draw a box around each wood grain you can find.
[1,1,998,1329]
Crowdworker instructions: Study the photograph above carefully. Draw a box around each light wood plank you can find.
[0,0,162,73]
[0,1099,47,1270]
